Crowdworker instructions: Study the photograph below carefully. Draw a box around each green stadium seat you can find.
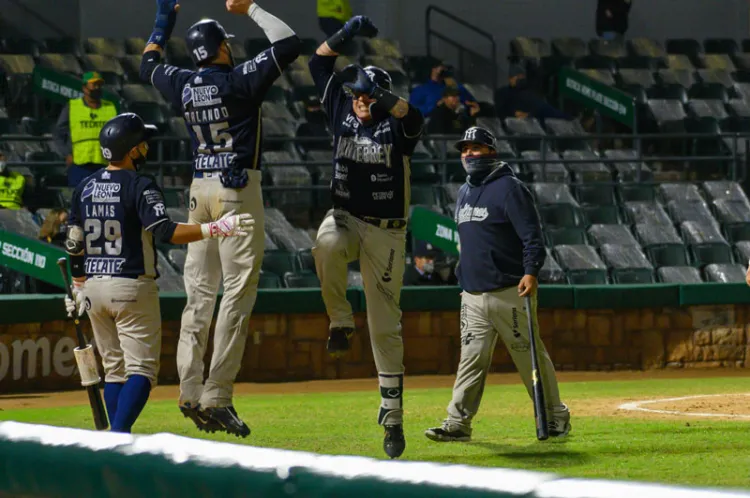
[258,271,282,289]
[553,244,608,284]
[712,199,750,242]
[704,39,738,55]
[85,38,126,58]
[734,241,750,263]
[295,248,315,273]
[604,150,653,181]
[262,249,296,277]
[520,151,569,183]
[124,38,146,55]
[600,244,655,284]
[657,266,703,283]
[680,221,734,267]
[43,37,82,56]
[510,37,551,60]
[545,227,588,246]
[539,205,585,228]
[574,184,616,205]
[283,270,320,288]
[588,224,639,247]
[704,263,746,283]
[622,201,672,225]
[636,223,690,267]
[551,38,588,59]
[583,205,621,225]
[538,248,567,284]
[628,38,667,60]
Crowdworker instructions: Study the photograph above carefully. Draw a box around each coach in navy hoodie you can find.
[424,126,570,443]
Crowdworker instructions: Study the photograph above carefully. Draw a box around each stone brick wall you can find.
[0,305,747,392]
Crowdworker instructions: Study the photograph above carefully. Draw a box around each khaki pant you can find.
[313,209,406,425]
[85,277,161,384]
[446,287,564,433]
[177,170,265,408]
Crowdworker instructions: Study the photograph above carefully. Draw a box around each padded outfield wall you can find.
[1,283,750,393]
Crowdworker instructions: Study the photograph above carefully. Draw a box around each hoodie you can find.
[455,162,545,292]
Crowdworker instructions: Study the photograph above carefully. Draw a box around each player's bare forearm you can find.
[316,41,338,57]
[144,43,163,55]
[170,224,204,245]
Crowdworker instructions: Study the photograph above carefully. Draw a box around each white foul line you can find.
[618,393,750,419]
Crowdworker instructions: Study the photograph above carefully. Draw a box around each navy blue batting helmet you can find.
[99,113,158,162]
[454,126,497,152]
[186,19,234,65]
[364,65,392,91]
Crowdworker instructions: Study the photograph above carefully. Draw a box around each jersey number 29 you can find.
[85,219,122,256]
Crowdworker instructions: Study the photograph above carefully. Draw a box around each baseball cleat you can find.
[548,404,571,437]
[326,327,355,358]
[205,406,251,438]
[180,402,222,433]
[424,426,471,442]
[383,424,406,459]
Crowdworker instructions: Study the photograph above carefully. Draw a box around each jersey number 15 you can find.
[193,122,234,154]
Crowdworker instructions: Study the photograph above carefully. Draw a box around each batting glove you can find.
[340,64,377,97]
[201,210,254,238]
[65,280,86,319]
[148,0,180,48]
[343,15,379,39]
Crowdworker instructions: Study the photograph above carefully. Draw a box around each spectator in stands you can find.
[426,86,477,136]
[296,93,333,151]
[596,0,632,41]
[317,0,352,37]
[495,64,571,125]
[403,240,455,286]
[0,152,25,210]
[54,71,118,187]
[35,208,68,294]
[409,62,478,118]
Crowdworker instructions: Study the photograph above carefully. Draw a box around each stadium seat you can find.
[680,220,734,267]
[583,205,621,225]
[167,248,187,273]
[258,270,283,289]
[545,227,588,246]
[1,38,44,56]
[622,201,672,226]
[574,55,616,71]
[712,199,750,243]
[124,38,147,55]
[474,117,516,160]
[43,37,82,56]
[0,209,40,238]
[703,263,746,283]
[347,270,364,288]
[600,244,655,284]
[574,184,616,205]
[82,54,125,88]
[657,266,703,283]
[166,39,193,68]
[666,200,720,228]
[553,244,608,284]
[503,117,548,152]
[687,100,728,120]
[538,248,567,284]
[263,151,313,211]
[283,270,320,288]
[635,223,690,267]
[295,248,315,273]
[519,151,568,183]
[156,251,184,291]
[85,38,126,58]
[580,69,616,86]
[702,181,750,203]
[603,149,653,181]
[647,99,688,131]
[544,119,590,152]
[362,38,403,59]
[510,37,552,60]
[588,224,639,247]
[262,249,296,277]
[655,69,695,93]
[269,226,315,252]
[551,38,588,59]
[264,231,278,251]
[657,183,702,204]
[704,38,738,55]
[562,150,612,183]
[697,69,734,91]
[228,39,248,64]
[411,186,441,209]
[629,38,667,60]
[37,53,82,76]
[701,54,736,72]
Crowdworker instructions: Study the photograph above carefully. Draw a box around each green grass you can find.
[2,376,750,489]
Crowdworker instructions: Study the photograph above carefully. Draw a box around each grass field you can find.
[2,374,750,490]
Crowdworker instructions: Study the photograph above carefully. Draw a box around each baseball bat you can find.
[57,258,109,431]
[525,294,548,441]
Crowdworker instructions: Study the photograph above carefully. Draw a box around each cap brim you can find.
[453,139,497,152]
[143,124,159,141]
[86,77,104,84]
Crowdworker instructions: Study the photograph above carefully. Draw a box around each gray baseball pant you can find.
[445,287,565,433]
[313,209,406,426]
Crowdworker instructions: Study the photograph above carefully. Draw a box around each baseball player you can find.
[139,0,300,437]
[63,112,253,433]
[309,16,424,459]
[425,126,570,442]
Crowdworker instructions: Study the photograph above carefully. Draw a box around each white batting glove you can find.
[65,280,86,318]
[201,210,254,238]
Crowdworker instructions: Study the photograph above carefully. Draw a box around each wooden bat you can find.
[57,257,109,431]
[525,294,548,441]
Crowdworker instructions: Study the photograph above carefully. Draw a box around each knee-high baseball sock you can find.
[377,373,404,426]
[103,382,124,423]
[111,375,152,433]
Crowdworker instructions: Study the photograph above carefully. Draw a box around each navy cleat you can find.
[180,402,222,433]
[326,327,354,358]
[383,424,406,459]
[205,406,251,438]
[424,425,471,442]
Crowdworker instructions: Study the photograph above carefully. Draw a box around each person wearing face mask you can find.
[426,86,477,136]
[0,152,25,210]
[424,126,570,443]
[295,93,334,153]
[54,72,118,187]
[494,64,570,125]
[309,15,424,460]
[403,239,449,286]
[64,112,253,434]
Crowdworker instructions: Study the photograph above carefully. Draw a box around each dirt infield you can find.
[3,369,750,415]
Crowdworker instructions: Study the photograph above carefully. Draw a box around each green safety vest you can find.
[317,0,352,22]
[0,172,25,209]
[69,98,117,166]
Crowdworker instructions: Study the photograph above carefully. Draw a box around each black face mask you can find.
[462,155,500,184]
[88,88,103,100]
[132,150,147,170]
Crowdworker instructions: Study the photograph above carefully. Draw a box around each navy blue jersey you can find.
[309,54,424,220]
[146,38,299,172]
[68,169,171,278]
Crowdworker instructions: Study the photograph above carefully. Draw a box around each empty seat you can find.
[704,38,738,55]
[603,149,652,181]
[156,251,184,291]
[503,117,547,152]
[680,221,734,267]
[295,248,315,273]
[165,207,188,222]
[124,38,146,55]
[704,263,746,283]
[0,209,39,238]
[532,183,577,205]
[658,183,704,203]
[628,38,667,60]
[545,227,588,246]
[262,249,296,276]
[618,183,657,202]
[263,151,313,208]
[264,231,278,251]
[656,68,696,89]
[734,240,750,263]
[347,270,364,288]
[688,100,728,120]
[635,223,690,267]
[702,181,750,203]
[702,54,736,71]
[590,38,627,59]
[587,224,639,246]
[553,245,608,284]
[574,184,616,205]
[551,38,588,59]
[167,248,187,272]
[600,244,655,284]
[666,200,719,228]
[583,205,621,225]
[37,53,82,76]
[511,37,551,59]
[544,119,590,152]
[618,69,657,89]
[362,38,403,59]
[258,270,282,289]
[562,150,611,183]
[712,199,750,242]
[657,266,703,283]
[474,117,516,159]
[520,151,568,183]
[283,270,320,288]
[268,226,315,252]
[580,69,615,86]
[697,69,734,90]
[647,99,688,130]
[538,248,567,284]
[623,201,672,225]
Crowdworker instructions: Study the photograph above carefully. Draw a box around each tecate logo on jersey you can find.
[85,257,125,274]
[457,204,490,224]
[81,179,121,203]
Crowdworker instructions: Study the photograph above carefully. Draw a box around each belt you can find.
[193,171,223,179]
[89,275,152,280]
[357,215,407,230]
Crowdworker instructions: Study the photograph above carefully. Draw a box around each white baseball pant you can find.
[177,170,265,409]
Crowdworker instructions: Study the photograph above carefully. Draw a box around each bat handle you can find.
[57,257,74,300]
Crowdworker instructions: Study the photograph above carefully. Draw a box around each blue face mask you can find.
[462,155,499,183]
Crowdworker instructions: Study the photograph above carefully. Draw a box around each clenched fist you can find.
[226,0,253,14]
